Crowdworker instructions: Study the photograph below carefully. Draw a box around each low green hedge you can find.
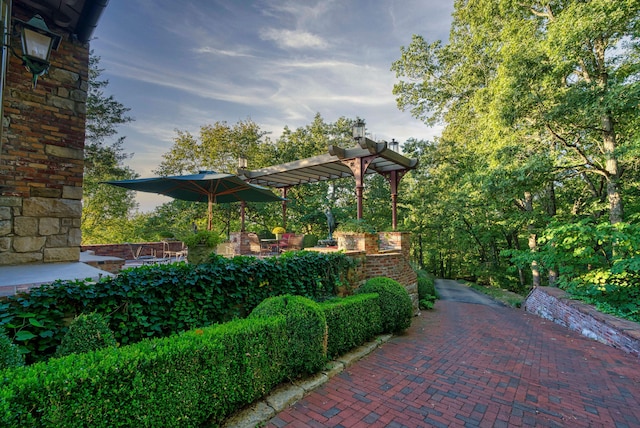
[322,294,382,358]
[0,316,289,428]
[1,281,407,427]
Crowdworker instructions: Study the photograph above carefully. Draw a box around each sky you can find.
[91,0,454,211]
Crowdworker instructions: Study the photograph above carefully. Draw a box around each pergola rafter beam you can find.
[238,139,418,230]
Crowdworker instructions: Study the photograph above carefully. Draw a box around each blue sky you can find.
[91,0,454,211]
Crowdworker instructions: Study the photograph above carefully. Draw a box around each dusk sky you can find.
[91,1,454,211]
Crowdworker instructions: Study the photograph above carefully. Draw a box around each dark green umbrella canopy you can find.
[105,171,284,230]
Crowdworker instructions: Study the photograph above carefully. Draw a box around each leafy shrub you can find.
[419,298,435,310]
[0,330,24,370]
[356,277,413,333]
[320,294,382,358]
[417,271,436,300]
[302,234,318,248]
[249,295,327,376]
[0,251,353,363]
[56,313,117,357]
[337,218,377,233]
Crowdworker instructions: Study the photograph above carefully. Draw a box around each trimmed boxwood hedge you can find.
[0,277,409,427]
[356,277,413,333]
[250,295,327,376]
[322,294,382,358]
[0,316,289,428]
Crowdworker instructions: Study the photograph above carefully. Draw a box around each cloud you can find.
[193,46,255,58]
[259,28,329,49]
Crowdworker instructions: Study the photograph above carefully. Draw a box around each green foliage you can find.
[56,313,117,358]
[0,330,24,370]
[356,277,413,333]
[0,317,289,428]
[82,52,137,245]
[419,299,435,310]
[320,294,382,358]
[0,290,391,427]
[337,219,377,233]
[302,234,319,248]
[0,252,353,364]
[249,295,327,376]
[416,270,437,310]
[417,270,436,300]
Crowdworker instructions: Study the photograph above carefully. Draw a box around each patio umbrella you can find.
[105,171,284,230]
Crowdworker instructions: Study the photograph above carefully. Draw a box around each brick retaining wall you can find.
[524,286,640,358]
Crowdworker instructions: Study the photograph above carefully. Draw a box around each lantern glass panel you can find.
[22,28,52,61]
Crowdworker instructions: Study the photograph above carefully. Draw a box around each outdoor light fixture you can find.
[389,138,399,152]
[352,119,365,141]
[14,14,61,88]
[238,156,247,169]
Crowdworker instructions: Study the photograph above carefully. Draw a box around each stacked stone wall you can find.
[0,4,89,265]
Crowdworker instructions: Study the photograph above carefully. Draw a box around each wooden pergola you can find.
[238,137,418,230]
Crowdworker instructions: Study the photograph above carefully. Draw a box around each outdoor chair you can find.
[287,234,304,251]
[247,233,263,255]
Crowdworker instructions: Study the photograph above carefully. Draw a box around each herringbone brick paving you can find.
[266,294,640,427]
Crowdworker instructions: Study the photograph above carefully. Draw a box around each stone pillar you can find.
[0,4,89,266]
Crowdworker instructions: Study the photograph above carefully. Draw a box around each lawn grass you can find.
[465,283,526,308]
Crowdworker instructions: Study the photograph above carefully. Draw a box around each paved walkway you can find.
[265,280,640,427]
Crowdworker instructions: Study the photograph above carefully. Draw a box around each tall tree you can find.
[82,52,137,244]
[392,0,640,285]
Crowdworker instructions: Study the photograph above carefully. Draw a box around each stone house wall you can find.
[0,3,88,266]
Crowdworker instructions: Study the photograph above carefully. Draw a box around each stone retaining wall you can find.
[524,286,640,358]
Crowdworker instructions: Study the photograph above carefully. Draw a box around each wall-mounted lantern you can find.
[14,14,61,88]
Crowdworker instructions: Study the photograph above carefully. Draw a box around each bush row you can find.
[0,281,410,428]
[0,251,355,363]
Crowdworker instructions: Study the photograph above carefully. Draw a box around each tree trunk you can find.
[603,113,623,224]
[525,191,540,287]
[546,182,558,286]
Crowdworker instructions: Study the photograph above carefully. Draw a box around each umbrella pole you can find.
[208,195,213,231]
[241,201,246,232]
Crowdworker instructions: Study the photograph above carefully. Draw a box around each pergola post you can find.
[281,187,288,229]
[384,170,407,230]
[240,201,246,232]
[341,155,377,220]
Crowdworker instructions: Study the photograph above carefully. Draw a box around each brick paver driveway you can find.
[266,279,640,427]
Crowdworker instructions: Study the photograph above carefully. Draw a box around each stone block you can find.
[0,237,10,251]
[0,207,10,220]
[50,95,75,111]
[23,198,81,217]
[46,234,68,247]
[0,196,22,207]
[0,220,11,236]
[31,187,62,198]
[49,68,79,84]
[13,236,46,252]
[45,144,83,160]
[68,228,82,246]
[62,185,83,200]
[14,217,38,236]
[44,247,79,263]
[0,252,42,265]
[39,218,61,235]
